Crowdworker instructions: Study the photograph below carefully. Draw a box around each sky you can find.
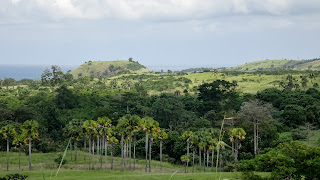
[1,0,320,68]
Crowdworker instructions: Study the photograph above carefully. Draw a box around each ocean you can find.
[0,65,76,80]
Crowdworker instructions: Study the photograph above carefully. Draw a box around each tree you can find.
[3,78,15,89]
[22,120,39,170]
[13,134,25,171]
[229,128,246,167]
[182,131,193,173]
[181,154,189,173]
[141,116,160,172]
[155,130,168,170]
[0,125,17,171]
[64,120,82,161]
[82,120,97,169]
[237,100,273,155]
[41,65,65,90]
[97,117,112,169]
[198,80,239,115]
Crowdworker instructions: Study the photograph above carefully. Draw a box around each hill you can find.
[70,60,150,79]
[229,58,320,71]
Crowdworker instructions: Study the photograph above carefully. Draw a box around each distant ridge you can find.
[70,60,150,79]
[228,58,320,71]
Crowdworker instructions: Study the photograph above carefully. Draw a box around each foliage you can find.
[54,153,67,167]
[0,174,28,180]
[238,141,320,179]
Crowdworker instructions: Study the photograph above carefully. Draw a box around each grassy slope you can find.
[0,151,270,180]
[185,72,313,94]
[231,59,320,71]
[71,61,149,79]
[231,60,290,71]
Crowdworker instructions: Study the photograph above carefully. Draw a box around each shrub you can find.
[0,174,28,180]
[54,153,67,167]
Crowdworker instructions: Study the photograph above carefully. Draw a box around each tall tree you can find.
[22,120,39,170]
[13,134,25,171]
[182,131,193,173]
[82,120,97,169]
[41,65,65,90]
[229,128,246,167]
[155,130,168,170]
[97,117,112,169]
[0,125,16,171]
[237,100,273,155]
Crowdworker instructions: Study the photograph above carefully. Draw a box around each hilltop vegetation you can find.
[70,60,149,79]
[230,58,320,71]
[1,60,320,179]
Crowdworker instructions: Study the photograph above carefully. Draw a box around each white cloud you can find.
[1,0,320,24]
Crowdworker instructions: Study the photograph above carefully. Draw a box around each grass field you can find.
[0,151,270,179]
[0,170,270,180]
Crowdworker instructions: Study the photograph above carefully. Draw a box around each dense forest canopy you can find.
[1,63,320,179]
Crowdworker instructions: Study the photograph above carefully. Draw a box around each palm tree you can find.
[108,134,118,170]
[0,125,17,171]
[118,114,142,170]
[64,120,82,162]
[229,128,246,167]
[116,116,128,169]
[97,117,112,169]
[141,116,153,172]
[208,129,218,172]
[182,131,193,173]
[181,154,189,173]
[189,134,198,173]
[142,116,160,172]
[155,130,168,170]
[22,120,39,171]
[82,120,97,169]
[13,134,25,171]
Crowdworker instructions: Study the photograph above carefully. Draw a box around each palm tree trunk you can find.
[84,138,86,161]
[121,134,124,168]
[129,130,132,170]
[111,143,113,170]
[97,136,99,168]
[19,144,21,171]
[6,138,9,171]
[211,149,214,172]
[100,136,104,169]
[133,134,136,170]
[75,140,77,161]
[199,147,201,172]
[145,131,148,172]
[207,149,209,168]
[89,137,91,169]
[192,149,195,173]
[203,149,206,172]
[187,141,189,173]
[124,142,126,169]
[160,140,162,170]
[149,137,152,172]
[70,139,73,161]
[92,139,95,169]
[29,135,31,170]
[105,139,108,169]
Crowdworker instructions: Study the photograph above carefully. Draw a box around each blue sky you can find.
[1,0,320,67]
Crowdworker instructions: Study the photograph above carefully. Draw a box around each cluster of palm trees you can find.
[181,126,246,173]
[0,120,39,171]
[65,114,167,172]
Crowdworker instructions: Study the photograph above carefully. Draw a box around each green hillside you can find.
[70,60,150,79]
[230,59,320,71]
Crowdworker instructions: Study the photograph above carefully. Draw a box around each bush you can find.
[54,153,67,167]
[238,141,320,179]
[0,174,28,180]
